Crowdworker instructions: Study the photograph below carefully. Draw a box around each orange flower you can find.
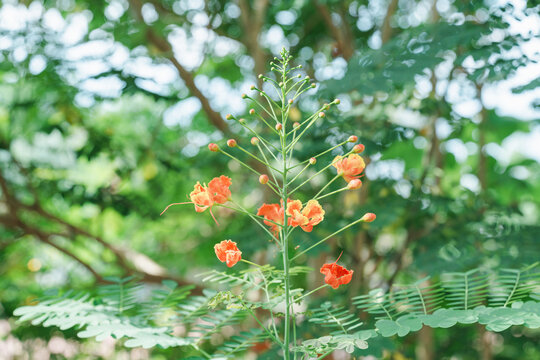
[257,202,284,236]
[207,175,232,204]
[189,182,213,213]
[332,154,365,183]
[189,176,231,213]
[298,200,325,232]
[258,199,325,235]
[214,240,242,267]
[320,254,353,289]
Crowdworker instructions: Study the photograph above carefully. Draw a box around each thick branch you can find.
[315,1,354,60]
[128,0,231,135]
[381,0,399,44]
[238,0,269,87]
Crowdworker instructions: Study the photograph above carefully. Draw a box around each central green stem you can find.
[281,62,292,360]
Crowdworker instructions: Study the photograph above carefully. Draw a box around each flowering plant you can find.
[162,48,375,359]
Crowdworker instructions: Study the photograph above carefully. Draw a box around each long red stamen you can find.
[160,202,192,216]
[209,208,220,226]
[334,250,344,263]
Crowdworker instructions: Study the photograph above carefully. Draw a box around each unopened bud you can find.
[288,99,293,105]
[334,98,340,104]
[353,144,365,153]
[323,103,330,110]
[279,82,284,87]
[251,137,260,145]
[311,83,316,88]
[239,118,246,124]
[318,112,325,118]
[226,114,234,120]
[249,109,255,115]
[258,74,263,79]
[293,122,300,128]
[208,143,219,152]
[227,139,237,147]
[241,93,247,99]
[297,74,302,78]
[294,245,300,250]
[360,213,376,223]
[347,179,363,190]
[259,174,269,184]
[309,157,317,165]
[305,76,310,80]
[275,123,283,131]
[250,85,256,90]
[348,135,358,143]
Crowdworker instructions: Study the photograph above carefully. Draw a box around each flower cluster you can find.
[161,50,378,359]
[257,199,325,236]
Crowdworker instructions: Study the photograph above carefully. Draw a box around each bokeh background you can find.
[0,0,539,358]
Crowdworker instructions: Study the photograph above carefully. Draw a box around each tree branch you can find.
[128,0,231,136]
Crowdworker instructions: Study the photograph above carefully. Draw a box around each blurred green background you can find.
[0,0,539,358]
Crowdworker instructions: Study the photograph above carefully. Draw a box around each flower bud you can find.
[348,135,358,143]
[226,114,234,120]
[347,179,362,190]
[293,122,300,128]
[305,75,310,80]
[323,103,330,110]
[311,83,316,88]
[258,74,263,79]
[241,93,247,99]
[238,118,246,124]
[227,139,237,147]
[353,144,365,154]
[309,157,317,165]
[249,109,255,115]
[259,174,269,184]
[360,213,376,223]
[279,82,283,87]
[251,137,260,145]
[288,99,293,105]
[208,143,219,152]
[318,112,325,118]
[250,85,256,90]
[275,123,283,131]
[334,98,340,104]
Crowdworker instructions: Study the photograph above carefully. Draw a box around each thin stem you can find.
[291,217,368,261]
[288,140,349,170]
[294,284,329,302]
[314,186,349,201]
[241,258,263,267]
[288,162,311,185]
[221,202,281,244]
[313,174,340,199]
[236,144,281,173]
[256,143,280,186]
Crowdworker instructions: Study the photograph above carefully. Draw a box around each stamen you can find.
[160,202,192,216]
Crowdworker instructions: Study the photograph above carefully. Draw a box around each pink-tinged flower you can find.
[360,213,376,223]
[208,143,219,152]
[320,253,353,289]
[347,179,363,190]
[259,174,269,184]
[227,139,237,147]
[214,240,242,267]
[190,182,213,213]
[296,200,325,232]
[352,144,365,154]
[275,123,283,131]
[332,154,366,183]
